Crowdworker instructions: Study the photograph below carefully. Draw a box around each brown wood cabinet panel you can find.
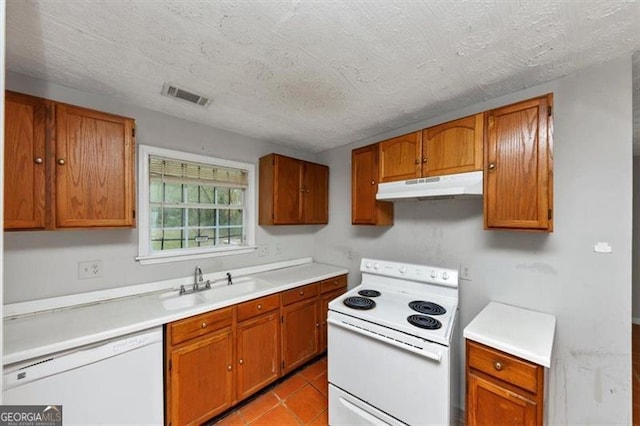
[167,327,234,426]
[237,294,280,322]
[351,144,393,225]
[4,91,47,229]
[303,161,329,224]
[423,113,483,176]
[484,95,553,231]
[259,153,329,225]
[281,283,319,306]
[467,371,538,426]
[319,287,347,352]
[237,311,280,401]
[169,307,233,346]
[320,274,347,294]
[466,340,544,426]
[282,297,319,374]
[55,103,135,228]
[378,131,422,183]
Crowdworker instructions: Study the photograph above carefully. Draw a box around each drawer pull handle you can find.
[57,159,66,165]
[239,359,244,365]
[299,290,304,296]
[34,157,43,164]
[494,361,503,371]
[488,163,496,171]
[201,322,207,329]
[227,365,232,371]
[370,180,375,185]
[257,304,262,310]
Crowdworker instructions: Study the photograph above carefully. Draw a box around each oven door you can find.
[328,311,451,426]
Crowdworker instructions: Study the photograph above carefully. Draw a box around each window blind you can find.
[149,156,248,187]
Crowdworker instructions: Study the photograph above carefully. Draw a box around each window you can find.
[137,145,255,264]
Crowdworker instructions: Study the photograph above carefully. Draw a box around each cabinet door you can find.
[168,328,234,426]
[55,103,135,228]
[272,155,304,224]
[319,287,347,352]
[351,144,393,225]
[4,92,46,229]
[303,162,329,224]
[378,131,422,182]
[467,371,538,426]
[237,312,280,401]
[282,298,319,374]
[484,95,553,231]
[423,113,483,176]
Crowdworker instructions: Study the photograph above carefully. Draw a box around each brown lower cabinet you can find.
[165,275,347,426]
[466,340,544,426]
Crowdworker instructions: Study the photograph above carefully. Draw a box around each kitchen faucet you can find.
[194,266,203,291]
[179,265,211,295]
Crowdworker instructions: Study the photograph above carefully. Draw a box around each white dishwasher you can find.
[3,327,164,426]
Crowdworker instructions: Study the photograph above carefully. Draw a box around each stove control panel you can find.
[361,258,458,287]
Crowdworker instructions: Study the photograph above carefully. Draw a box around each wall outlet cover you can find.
[78,260,103,279]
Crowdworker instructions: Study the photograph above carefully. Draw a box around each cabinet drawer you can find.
[281,283,319,306]
[237,294,280,322]
[320,275,347,293]
[467,340,540,394]
[170,307,233,345]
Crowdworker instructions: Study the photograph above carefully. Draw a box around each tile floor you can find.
[212,356,328,425]
[634,325,640,426]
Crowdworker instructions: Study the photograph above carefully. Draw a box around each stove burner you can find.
[343,296,376,310]
[407,314,442,330]
[409,301,446,316]
[358,289,381,298]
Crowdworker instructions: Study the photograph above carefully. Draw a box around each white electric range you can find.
[328,258,459,425]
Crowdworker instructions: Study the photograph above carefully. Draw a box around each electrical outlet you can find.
[460,264,472,281]
[258,245,269,257]
[78,260,103,279]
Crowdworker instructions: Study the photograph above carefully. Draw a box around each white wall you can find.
[1,0,7,396]
[3,71,321,303]
[315,57,633,424]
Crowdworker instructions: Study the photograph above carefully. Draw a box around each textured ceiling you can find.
[5,1,640,153]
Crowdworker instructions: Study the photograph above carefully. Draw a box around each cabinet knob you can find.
[299,290,304,296]
[306,189,310,193]
[316,323,320,328]
[34,157,43,164]
[422,157,427,164]
[227,365,232,371]
[201,322,207,329]
[239,359,244,365]
[300,187,305,192]
[488,163,496,171]
[370,180,375,185]
[257,304,262,310]
[415,159,420,165]
[493,361,503,371]
[57,159,66,165]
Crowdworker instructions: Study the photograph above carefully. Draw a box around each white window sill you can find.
[136,246,257,265]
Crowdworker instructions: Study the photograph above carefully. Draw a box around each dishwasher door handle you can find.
[327,317,443,362]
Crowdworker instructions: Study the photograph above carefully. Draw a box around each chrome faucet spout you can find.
[194,266,203,291]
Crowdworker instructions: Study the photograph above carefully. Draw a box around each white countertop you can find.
[463,301,556,367]
[4,260,348,365]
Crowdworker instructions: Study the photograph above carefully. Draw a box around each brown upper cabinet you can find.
[259,153,328,225]
[484,94,553,232]
[378,113,484,183]
[4,91,47,229]
[3,91,136,230]
[351,144,393,225]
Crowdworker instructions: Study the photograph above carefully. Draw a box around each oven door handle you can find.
[327,317,443,362]
[339,396,392,426]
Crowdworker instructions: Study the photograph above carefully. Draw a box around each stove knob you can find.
[430,270,437,279]
[374,263,380,270]
[365,262,372,269]
[399,266,407,274]
[442,272,449,280]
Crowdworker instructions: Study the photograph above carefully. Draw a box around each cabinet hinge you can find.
[548,209,552,220]
[132,209,136,219]
[169,359,172,371]
[548,106,552,117]
[132,126,136,137]
[281,316,284,323]
[282,360,285,370]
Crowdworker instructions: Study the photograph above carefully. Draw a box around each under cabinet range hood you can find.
[376,170,483,201]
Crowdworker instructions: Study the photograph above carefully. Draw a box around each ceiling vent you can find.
[161,83,212,108]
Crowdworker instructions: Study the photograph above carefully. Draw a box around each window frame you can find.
[136,144,256,265]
